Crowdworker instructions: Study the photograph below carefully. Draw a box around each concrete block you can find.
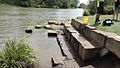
[71,19,76,28]
[48,30,57,37]
[71,19,84,31]
[48,20,58,25]
[51,57,64,67]
[83,25,96,38]
[106,35,120,59]
[35,25,43,29]
[74,19,81,30]
[90,30,107,48]
[70,33,80,55]
[79,46,100,61]
[64,26,78,41]
[77,34,100,61]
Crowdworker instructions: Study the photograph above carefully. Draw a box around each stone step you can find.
[51,57,64,67]
[48,30,57,37]
[64,24,100,61]
[35,25,43,29]
[57,35,73,59]
[56,34,80,68]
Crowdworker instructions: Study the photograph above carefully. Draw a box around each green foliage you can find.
[88,0,115,15]
[0,0,77,8]
[0,0,34,7]
[0,39,36,68]
[83,9,90,16]
[79,3,87,9]
[104,5,113,14]
[35,0,77,8]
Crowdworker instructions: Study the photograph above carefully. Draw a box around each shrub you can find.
[104,5,113,15]
[83,9,90,16]
[0,39,36,68]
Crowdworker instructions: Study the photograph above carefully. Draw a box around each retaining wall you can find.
[71,19,120,59]
[63,23,100,61]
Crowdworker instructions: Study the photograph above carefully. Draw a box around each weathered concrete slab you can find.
[51,57,64,67]
[71,19,86,31]
[48,20,59,25]
[64,59,80,68]
[70,33,80,55]
[83,25,97,38]
[56,34,80,68]
[63,25,78,41]
[57,35,73,59]
[74,33,100,61]
[64,23,100,61]
[44,25,52,29]
[106,35,120,58]
[71,19,97,37]
[90,30,107,48]
[71,19,81,30]
[35,25,43,29]
[48,30,57,37]
[64,23,73,27]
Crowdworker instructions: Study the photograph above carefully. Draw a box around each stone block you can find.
[70,33,80,55]
[48,30,57,37]
[64,25,78,41]
[90,30,107,48]
[77,34,100,61]
[71,19,76,28]
[74,19,81,30]
[71,19,84,31]
[83,25,96,38]
[51,57,64,67]
[35,25,43,29]
[106,35,120,59]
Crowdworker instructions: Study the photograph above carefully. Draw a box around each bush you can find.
[104,5,113,15]
[83,9,90,16]
[0,39,36,68]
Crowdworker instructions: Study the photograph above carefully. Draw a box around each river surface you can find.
[0,7,83,68]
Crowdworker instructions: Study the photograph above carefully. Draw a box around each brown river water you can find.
[0,7,83,68]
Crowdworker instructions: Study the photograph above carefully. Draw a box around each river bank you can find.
[78,15,120,36]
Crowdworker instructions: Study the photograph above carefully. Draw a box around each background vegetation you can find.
[0,0,78,8]
[87,0,114,15]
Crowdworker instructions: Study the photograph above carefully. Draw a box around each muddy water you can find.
[0,7,83,68]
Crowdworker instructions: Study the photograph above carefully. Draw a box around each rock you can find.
[25,26,33,33]
[35,25,43,29]
[48,30,57,37]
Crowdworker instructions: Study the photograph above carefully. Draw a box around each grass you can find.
[0,3,17,9]
[0,3,11,8]
[78,14,120,36]
[0,39,36,68]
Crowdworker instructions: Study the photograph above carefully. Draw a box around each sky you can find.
[80,0,89,5]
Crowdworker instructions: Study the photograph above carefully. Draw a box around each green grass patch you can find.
[0,39,37,68]
[0,3,11,8]
[78,14,120,36]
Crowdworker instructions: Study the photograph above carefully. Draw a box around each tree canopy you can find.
[0,0,78,8]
